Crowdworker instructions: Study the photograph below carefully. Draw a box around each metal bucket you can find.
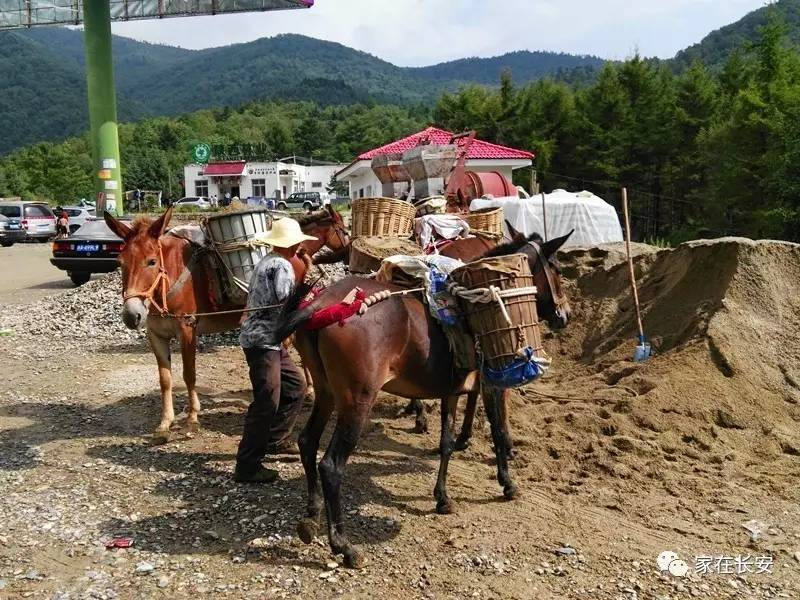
[204,208,272,297]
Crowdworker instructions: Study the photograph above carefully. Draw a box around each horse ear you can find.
[505,219,524,240]
[148,206,173,238]
[541,229,574,257]
[104,211,132,240]
[328,204,344,225]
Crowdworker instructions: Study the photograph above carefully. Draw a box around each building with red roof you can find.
[336,126,534,199]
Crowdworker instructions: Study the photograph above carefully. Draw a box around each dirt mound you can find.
[506,237,800,505]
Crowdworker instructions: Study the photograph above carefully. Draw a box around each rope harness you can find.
[121,237,285,326]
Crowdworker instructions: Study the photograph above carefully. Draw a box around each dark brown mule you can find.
[285,231,573,567]
[103,206,349,442]
[405,228,519,441]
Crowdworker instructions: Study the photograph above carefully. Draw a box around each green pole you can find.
[83,0,123,216]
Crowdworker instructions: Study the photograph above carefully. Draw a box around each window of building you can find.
[311,181,322,188]
[359,188,364,198]
[195,180,209,197]
[252,179,266,197]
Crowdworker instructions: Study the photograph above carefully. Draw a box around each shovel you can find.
[622,188,651,362]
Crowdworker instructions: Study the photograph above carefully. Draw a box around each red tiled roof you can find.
[203,161,246,176]
[357,127,534,161]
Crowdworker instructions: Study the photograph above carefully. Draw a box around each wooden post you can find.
[622,188,645,343]
[541,191,548,241]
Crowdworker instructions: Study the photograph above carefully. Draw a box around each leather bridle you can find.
[122,237,171,316]
[527,241,569,321]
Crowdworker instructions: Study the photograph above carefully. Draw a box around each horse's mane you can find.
[483,232,543,258]
[128,216,154,236]
[295,210,333,228]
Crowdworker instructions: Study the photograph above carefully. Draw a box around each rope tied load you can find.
[447,282,538,327]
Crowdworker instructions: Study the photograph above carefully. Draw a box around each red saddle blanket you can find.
[299,288,367,331]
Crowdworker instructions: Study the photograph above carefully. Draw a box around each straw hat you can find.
[257,217,317,248]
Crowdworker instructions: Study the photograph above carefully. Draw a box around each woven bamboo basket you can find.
[464,207,504,237]
[450,254,544,370]
[351,197,416,238]
[348,236,423,274]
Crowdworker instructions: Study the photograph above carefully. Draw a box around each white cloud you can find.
[110,0,769,65]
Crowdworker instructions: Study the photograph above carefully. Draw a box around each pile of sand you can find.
[505,238,800,503]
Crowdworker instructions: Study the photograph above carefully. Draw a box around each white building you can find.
[183,159,347,201]
[336,126,534,200]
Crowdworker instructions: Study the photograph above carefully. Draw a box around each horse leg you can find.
[296,386,334,544]
[498,390,514,459]
[434,395,459,514]
[148,331,174,443]
[319,403,371,568]
[303,364,315,401]
[483,386,518,500]
[455,389,479,451]
[179,325,201,433]
[400,399,428,433]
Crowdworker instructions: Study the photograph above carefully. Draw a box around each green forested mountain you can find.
[0,33,89,153]
[674,0,800,69]
[0,28,605,154]
[4,18,800,244]
[410,50,605,85]
[3,0,800,160]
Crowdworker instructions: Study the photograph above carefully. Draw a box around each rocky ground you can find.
[1,247,800,600]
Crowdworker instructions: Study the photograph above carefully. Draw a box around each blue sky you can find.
[112,0,770,66]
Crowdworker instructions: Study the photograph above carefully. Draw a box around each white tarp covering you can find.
[470,189,623,247]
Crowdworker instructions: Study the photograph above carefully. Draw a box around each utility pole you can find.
[83,0,124,216]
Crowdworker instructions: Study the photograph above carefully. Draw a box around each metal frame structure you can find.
[1,0,312,214]
[1,0,311,27]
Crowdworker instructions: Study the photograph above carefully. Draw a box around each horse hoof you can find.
[305,388,315,402]
[297,518,318,544]
[343,547,365,569]
[436,498,456,515]
[153,428,172,444]
[454,436,470,451]
[503,484,519,501]
[183,421,200,435]
[413,420,428,434]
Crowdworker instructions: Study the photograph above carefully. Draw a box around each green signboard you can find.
[191,143,212,164]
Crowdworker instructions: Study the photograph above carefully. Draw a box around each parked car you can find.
[0,201,56,242]
[50,220,127,286]
[0,213,26,247]
[174,196,211,210]
[55,205,96,233]
[277,192,322,212]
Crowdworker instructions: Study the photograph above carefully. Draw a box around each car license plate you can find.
[8,224,19,229]
[76,243,99,252]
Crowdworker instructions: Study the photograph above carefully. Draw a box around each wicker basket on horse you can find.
[463,207,503,238]
[450,254,544,372]
[203,208,272,303]
[351,197,416,238]
[348,236,423,274]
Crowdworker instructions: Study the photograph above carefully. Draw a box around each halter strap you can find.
[122,237,171,316]
[527,241,569,316]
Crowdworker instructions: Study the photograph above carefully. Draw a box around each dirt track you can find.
[0,243,87,307]
[1,241,800,599]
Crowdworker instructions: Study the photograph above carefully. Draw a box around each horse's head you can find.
[488,226,573,330]
[298,206,350,254]
[104,207,173,330]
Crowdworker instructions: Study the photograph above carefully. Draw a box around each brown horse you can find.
[284,231,572,567]
[103,206,349,442]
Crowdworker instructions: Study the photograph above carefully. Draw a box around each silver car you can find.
[0,201,56,242]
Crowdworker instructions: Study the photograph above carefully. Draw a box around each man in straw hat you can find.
[235,217,316,483]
